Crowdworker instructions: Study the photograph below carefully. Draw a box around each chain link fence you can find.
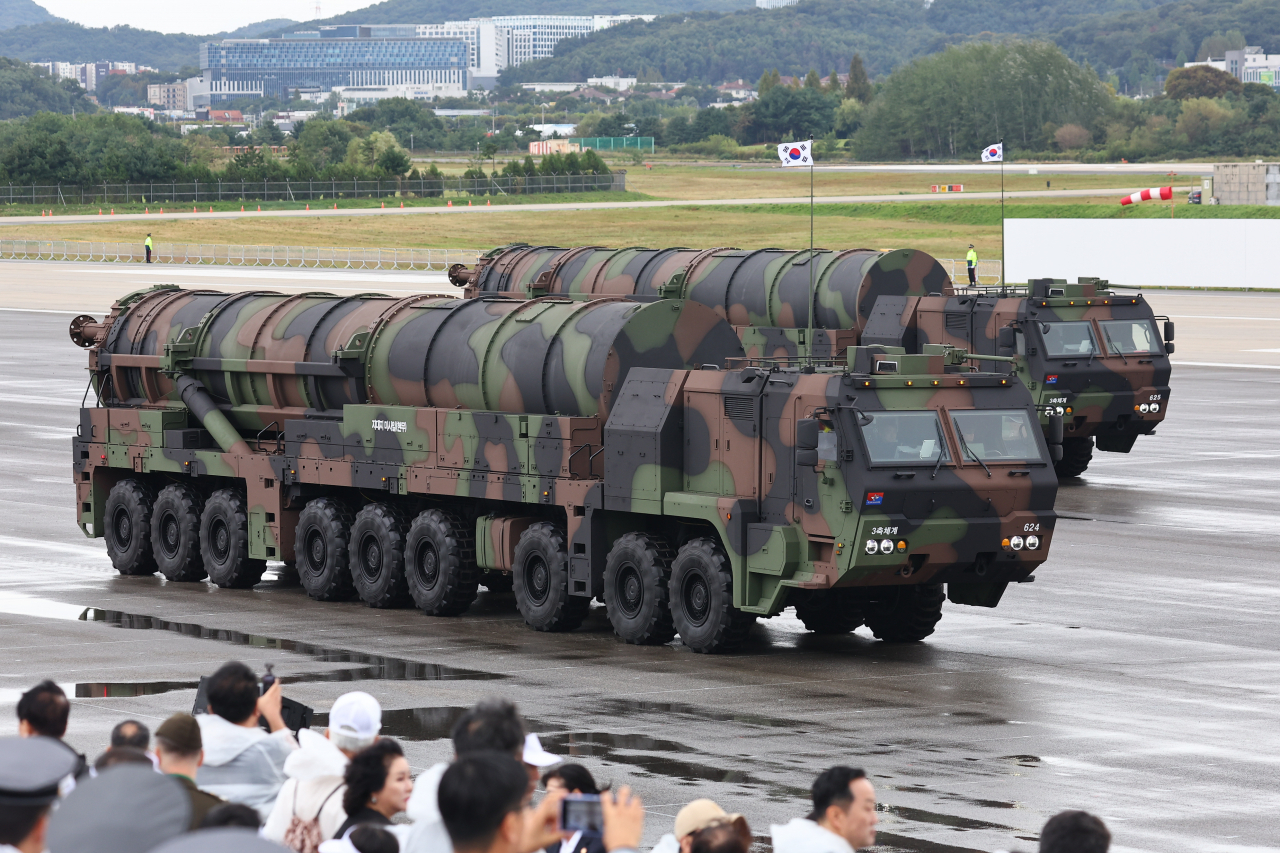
[0,173,625,207]
[0,240,480,271]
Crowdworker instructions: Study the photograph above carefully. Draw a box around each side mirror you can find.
[1163,320,1175,342]
[996,327,1016,356]
[1047,413,1064,446]
[796,418,819,450]
[1164,341,1175,354]
[796,448,819,467]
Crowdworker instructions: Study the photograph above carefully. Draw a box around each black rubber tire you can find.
[603,532,676,645]
[404,509,480,616]
[512,522,588,632]
[104,479,157,576]
[150,483,206,582]
[199,488,266,589]
[1054,436,1094,478]
[861,584,946,643]
[668,537,755,654]
[349,503,412,608]
[794,589,864,634]
[294,498,356,601]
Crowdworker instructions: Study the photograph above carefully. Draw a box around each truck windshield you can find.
[858,411,952,465]
[950,410,1044,463]
[1040,321,1098,357]
[1098,319,1162,355]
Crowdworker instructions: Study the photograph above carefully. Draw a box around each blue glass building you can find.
[199,28,469,102]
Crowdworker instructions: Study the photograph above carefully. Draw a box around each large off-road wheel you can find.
[294,498,356,601]
[668,537,755,654]
[861,584,946,643]
[150,483,206,582]
[1054,436,1094,478]
[794,589,864,634]
[404,509,480,616]
[199,489,266,589]
[104,479,157,576]
[604,532,676,645]
[512,522,588,632]
[349,503,412,608]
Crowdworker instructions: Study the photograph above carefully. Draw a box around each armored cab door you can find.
[720,392,760,499]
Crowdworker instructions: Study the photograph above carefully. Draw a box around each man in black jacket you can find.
[16,681,86,779]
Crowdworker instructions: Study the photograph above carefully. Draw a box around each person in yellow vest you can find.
[965,244,977,285]
[145,233,153,264]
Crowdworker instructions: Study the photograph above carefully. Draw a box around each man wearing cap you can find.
[0,737,78,853]
[196,661,298,820]
[263,691,382,848]
[650,799,746,853]
[153,713,224,829]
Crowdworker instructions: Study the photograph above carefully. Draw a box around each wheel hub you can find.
[361,534,382,581]
[305,529,326,573]
[684,574,710,626]
[525,555,550,605]
[211,519,229,562]
[113,508,131,547]
[414,541,440,589]
[161,513,179,557]
[617,564,642,618]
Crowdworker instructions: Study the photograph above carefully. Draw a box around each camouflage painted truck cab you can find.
[862,277,1174,477]
[69,285,1057,653]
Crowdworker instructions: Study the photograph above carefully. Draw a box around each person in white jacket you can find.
[771,766,878,853]
[263,691,383,848]
[195,661,298,820]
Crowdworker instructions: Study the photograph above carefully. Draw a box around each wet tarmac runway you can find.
[1,301,1278,853]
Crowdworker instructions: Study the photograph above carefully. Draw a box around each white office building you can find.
[486,15,654,65]
[1186,46,1280,88]
[755,0,799,8]
[415,20,514,89]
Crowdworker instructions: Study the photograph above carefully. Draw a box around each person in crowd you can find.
[439,751,645,853]
[771,766,878,853]
[45,765,190,853]
[334,740,413,838]
[0,737,80,853]
[650,800,746,853]
[688,818,752,853]
[1039,810,1111,853]
[320,825,401,853]
[195,661,298,818]
[110,720,149,751]
[152,713,224,829]
[15,681,86,778]
[541,764,606,853]
[199,802,263,829]
[92,746,153,772]
[402,698,535,853]
[264,690,382,850]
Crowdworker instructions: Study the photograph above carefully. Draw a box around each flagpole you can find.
[999,136,1005,286]
[809,149,814,366]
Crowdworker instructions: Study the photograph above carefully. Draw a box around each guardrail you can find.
[0,240,480,271]
[938,258,1003,285]
[0,174,625,207]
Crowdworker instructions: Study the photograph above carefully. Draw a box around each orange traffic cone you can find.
[333,203,337,209]
[193,206,196,213]
[306,204,309,211]
[99,209,102,215]
[241,206,244,212]
[257,205,261,212]
[110,208,114,215]
[145,208,149,214]
[486,200,491,206]
[381,202,385,209]
[447,200,452,207]
[468,200,472,206]
[400,201,404,208]
[209,206,213,213]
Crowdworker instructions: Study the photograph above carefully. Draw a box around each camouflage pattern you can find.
[863,278,1173,454]
[71,282,1057,649]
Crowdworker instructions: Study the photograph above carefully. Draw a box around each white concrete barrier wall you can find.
[1005,218,1280,289]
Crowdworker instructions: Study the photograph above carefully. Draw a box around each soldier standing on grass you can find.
[145,233,153,264]
[966,244,978,285]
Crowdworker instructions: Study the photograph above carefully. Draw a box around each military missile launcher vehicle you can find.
[69,285,1058,653]
[451,246,1174,478]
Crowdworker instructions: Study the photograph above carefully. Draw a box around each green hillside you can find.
[0,0,59,30]
[317,0,751,26]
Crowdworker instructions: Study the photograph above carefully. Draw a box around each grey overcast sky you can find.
[39,0,374,34]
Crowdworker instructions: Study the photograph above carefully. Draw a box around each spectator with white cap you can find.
[263,690,382,851]
[650,799,747,853]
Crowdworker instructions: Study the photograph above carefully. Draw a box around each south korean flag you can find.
[981,142,1003,162]
[777,139,813,167]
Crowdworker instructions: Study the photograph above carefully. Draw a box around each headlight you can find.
[879,539,893,555]
[1055,406,1065,415]
[1026,535,1040,550]
[865,539,878,555]
[1150,402,1160,413]
[1010,535,1024,551]
[1140,403,1150,413]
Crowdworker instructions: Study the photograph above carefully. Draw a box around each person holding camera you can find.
[541,764,606,853]
[195,661,298,819]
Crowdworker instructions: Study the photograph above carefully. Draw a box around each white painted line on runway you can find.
[1244,348,1280,353]
[1173,361,1280,370]
[1168,315,1280,321]
[0,308,88,315]
[64,265,453,284]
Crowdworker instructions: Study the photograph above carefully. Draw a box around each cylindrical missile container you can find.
[456,243,954,332]
[85,285,745,431]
